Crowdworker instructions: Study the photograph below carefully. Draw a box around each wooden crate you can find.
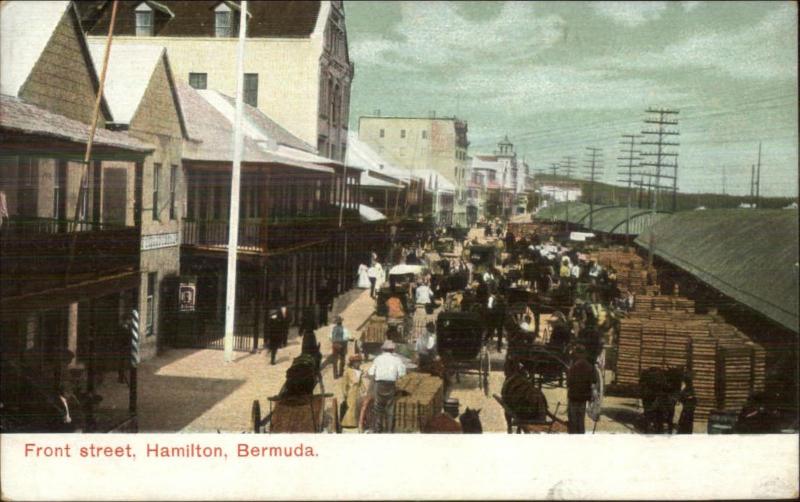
[394,373,445,432]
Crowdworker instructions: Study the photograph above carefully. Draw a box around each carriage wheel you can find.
[251,400,262,434]
[481,349,491,396]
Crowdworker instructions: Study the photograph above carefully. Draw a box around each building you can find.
[357,115,470,225]
[77,0,354,163]
[1,0,154,431]
[175,82,367,351]
[86,42,189,361]
[470,137,524,219]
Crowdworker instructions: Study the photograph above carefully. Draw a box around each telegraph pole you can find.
[755,142,762,208]
[560,156,576,233]
[618,134,641,247]
[549,162,560,205]
[584,148,603,232]
[641,107,679,265]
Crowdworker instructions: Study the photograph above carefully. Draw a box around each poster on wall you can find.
[179,278,196,313]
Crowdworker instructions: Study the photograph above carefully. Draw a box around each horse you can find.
[421,412,462,433]
[639,366,684,433]
[459,407,483,433]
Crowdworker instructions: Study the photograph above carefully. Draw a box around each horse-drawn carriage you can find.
[467,245,497,275]
[494,367,568,433]
[251,354,340,433]
[436,311,490,396]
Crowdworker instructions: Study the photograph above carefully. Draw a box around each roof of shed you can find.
[635,209,799,333]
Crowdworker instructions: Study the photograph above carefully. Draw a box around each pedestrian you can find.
[367,262,381,298]
[340,354,367,429]
[367,340,406,433]
[567,345,595,434]
[356,262,370,289]
[486,291,506,352]
[329,315,351,379]
[416,321,438,370]
[301,310,322,372]
[267,310,283,365]
[415,280,434,307]
[278,305,290,348]
[677,376,697,434]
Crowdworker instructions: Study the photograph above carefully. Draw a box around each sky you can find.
[344,1,798,197]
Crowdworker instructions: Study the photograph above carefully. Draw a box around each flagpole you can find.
[224,0,248,363]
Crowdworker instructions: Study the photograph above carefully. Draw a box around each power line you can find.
[584,147,603,231]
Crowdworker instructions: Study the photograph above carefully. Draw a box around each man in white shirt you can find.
[367,340,406,433]
[415,280,434,306]
[416,322,438,369]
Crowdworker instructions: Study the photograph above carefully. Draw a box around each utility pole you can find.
[549,162,560,205]
[560,155,576,233]
[755,142,762,208]
[750,164,756,202]
[223,0,248,363]
[584,147,603,231]
[617,134,642,248]
[641,107,679,266]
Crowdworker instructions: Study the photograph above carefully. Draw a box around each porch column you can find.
[67,302,81,369]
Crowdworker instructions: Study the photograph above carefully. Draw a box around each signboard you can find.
[179,279,197,313]
[141,232,179,251]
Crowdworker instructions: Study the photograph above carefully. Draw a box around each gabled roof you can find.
[87,43,188,136]
[414,169,456,193]
[1,0,112,120]
[175,81,330,173]
[0,94,152,152]
[635,209,799,333]
[216,94,314,153]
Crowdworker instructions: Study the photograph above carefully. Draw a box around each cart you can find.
[467,245,496,276]
[436,311,490,395]
[250,355,340,433]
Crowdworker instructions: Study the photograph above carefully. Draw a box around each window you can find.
[215,3,234,37]
[244,73,258,107]
[135,4,153,36]
[152,163,161,221]
[189,73,207,89]
[169,165,177,220]
[379,129,384,138]
[400,129,406,139]
[146,272,157,337]
[422,130,427,139]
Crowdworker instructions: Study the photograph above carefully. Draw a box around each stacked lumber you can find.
[616,318,642,384]
[588,248,658,295]
[634,295,696,313]
[614,308,766,421]
[394,373,444,432]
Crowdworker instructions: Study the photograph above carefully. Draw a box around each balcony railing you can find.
[182,213,359,254]
[0,217,139,299]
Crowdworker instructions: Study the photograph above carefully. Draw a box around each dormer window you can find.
[135,3,153,36]
[215,3,235,37]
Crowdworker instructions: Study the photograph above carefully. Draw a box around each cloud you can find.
[593,3,797,80]
[592,1,668,27]
[349,2,566,72]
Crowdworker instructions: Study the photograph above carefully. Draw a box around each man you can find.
[266,310,283,365]
[567,345,595,434]
[367,340,406,433]
[367,262,383,299]
[416,322,438,370]
[415,280,434,307]
[486,291,506,352]
[329,316,351,379]
[340,355,366,429]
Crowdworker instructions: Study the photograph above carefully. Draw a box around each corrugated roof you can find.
[0,94,152,152]
[576,206,671,235]
[635,209,799,333]
[87,43,164,125]
[175,81,330,173]
[534,202,597,223]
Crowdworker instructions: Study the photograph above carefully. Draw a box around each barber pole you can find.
[130,309,140,368]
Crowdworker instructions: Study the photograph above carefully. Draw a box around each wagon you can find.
[467,245,496,275]
[494,370,568,433]
[251,355,340,433]
[436,311,490,395]
[433,237,456,254]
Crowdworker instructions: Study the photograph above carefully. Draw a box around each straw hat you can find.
[381,340,396,351]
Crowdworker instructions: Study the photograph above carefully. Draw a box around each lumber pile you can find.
[360,315,388,344]
[589,248,659,295]
[394,373,445,432]
[615,304,765,421]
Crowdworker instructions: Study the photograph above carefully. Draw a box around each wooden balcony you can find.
[182,210,361,256]
[0,217,140,299]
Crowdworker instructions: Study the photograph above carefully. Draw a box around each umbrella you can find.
[389,264,423,275]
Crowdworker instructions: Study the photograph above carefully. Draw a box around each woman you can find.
[357,263,370,289]
[340,355,368,429]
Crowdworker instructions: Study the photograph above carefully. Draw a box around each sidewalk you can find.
[124,288,376,432]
